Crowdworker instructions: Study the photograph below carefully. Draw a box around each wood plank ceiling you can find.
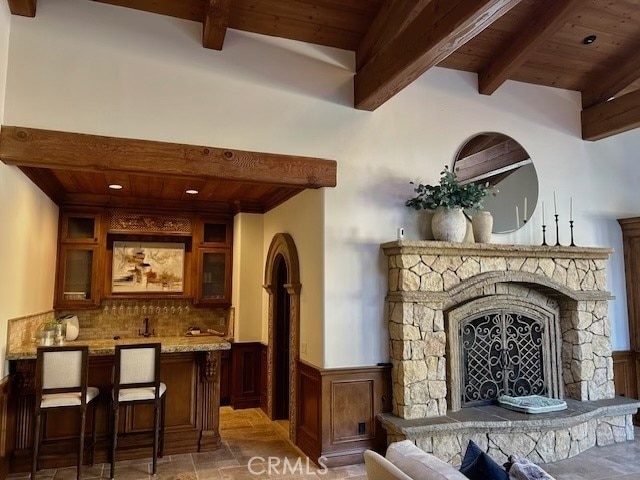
[8,0,640,140]
[7,1,640,139]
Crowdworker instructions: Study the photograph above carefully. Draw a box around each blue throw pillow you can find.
[459,440,509,480]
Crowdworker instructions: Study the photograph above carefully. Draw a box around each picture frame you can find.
[111,241,185,293]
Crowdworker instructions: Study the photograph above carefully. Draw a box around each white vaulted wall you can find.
[3,0,640,370]
[0,2,59,377]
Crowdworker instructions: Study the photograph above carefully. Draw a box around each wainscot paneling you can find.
[296,360,392,467]
[613,350,637,399]
[0,376,13,479]
[230,342,263,409]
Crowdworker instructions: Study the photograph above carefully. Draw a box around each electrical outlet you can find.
[301,342,308,354]
[358,422,365,434]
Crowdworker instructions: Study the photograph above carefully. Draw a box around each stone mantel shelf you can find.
[6,335,231,360]
[381,241,613,259]
[379,397,640,436]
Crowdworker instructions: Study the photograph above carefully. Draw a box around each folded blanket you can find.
[508,457,555,480]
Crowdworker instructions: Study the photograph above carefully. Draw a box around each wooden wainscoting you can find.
[296,360,392,468]
[230,342,263,409]
[0,376,13,479]
[613,350,637,399]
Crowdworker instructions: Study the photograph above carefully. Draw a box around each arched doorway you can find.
[264,233,301,442]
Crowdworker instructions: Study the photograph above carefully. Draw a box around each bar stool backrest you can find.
[113,343,161,402]
[35,346,89,407]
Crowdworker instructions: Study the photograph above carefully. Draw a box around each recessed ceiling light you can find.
[582,35,597,45]
[108,184,123,190]
[185,189,199,195]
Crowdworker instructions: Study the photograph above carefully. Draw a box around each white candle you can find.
[542,201,546,224]
[553,191,558,215]
[516,205,520,228]
[570,197,573,221]
[524,196,528,220]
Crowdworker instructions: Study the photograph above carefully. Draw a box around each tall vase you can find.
[472,210,493,243]
[431,206,466,243]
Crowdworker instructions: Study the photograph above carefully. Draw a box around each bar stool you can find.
[110,343,166,479]
[32,345,99,480]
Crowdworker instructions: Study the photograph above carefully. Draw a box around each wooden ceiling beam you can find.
[581,49,640,109]
[8,0,36,17]
[0,126,337,188]
[356,0,432,71]
[582,89,640,141]
[354,0,522,111]
[478,0,582,95]
[203,0,232,50]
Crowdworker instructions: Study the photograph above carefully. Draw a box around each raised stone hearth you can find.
[380,241,640,465]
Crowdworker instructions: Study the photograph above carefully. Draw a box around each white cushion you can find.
[41,387,99,408]
[42,350,82,390]
[120,348,156,384]
[116,382,166,402]
[385,440,468,480]
[364,450,412,480]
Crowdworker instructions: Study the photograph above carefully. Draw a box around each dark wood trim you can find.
[582,89,640,141]
[295,360,392,467]
[478,0,582,95]
[296,360,322,463]
[230,342,263,409]
[613,350,636,399]
[354,0,520,111]
[260,343,268,414]
[8,0,36,16]
[0,376,13,480]
[0,126,337,189]
[617,218,640,425]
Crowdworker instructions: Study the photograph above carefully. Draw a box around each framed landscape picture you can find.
[112,241,185,293]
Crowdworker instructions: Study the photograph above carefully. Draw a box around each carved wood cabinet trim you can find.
[107,210,193,235]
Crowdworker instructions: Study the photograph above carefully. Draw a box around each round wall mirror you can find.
[453,132,538,234]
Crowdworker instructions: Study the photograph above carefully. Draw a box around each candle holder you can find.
[554,214,561,246]
[541,224,548,246]
[569,220,576,247]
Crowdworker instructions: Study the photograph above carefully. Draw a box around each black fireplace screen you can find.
[461,311,546,406]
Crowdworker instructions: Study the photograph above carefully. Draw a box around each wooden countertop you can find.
[6,335,231,360]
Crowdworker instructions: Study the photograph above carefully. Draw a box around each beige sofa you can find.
[364,440,468,480]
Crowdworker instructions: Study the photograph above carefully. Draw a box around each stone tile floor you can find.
[9,407,640,479]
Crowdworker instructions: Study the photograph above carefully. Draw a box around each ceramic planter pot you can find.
[431,206,466,242]
[472,210,493,243]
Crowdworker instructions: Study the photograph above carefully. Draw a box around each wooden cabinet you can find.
[194,218,233,306]
[54,209,233,308]
[61,212,101,243]
[619,217,640,403]
[55,211,103,309]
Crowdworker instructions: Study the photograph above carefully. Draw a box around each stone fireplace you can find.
[379,241,640,465]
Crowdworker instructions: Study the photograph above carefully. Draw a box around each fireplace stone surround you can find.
[379,241,640,465]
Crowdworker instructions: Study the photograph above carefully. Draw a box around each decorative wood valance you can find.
[108,211,192,235]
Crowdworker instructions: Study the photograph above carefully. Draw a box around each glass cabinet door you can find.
[62,213,100,243]
[199,249,230,304]
[57,245,99,307]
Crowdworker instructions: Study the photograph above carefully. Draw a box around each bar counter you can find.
[7,335,231,473]
[6,334,230,359]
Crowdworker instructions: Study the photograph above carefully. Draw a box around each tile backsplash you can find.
[58,299,230,340]
[7,310,55,350]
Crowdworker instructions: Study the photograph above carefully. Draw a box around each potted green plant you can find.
[406,166,489,242]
